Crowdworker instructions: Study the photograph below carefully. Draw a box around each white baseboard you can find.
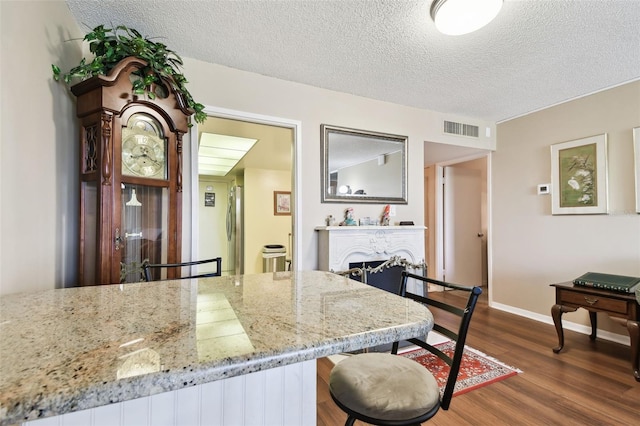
[489,301,631,346]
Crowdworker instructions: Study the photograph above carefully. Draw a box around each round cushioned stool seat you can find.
[329,352,440,422]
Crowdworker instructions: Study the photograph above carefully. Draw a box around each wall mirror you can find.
[321,124,408,204]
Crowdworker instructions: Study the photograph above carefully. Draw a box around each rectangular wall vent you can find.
[443,120,479,138]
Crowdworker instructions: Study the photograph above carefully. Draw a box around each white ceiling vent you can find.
[444,120,479,138]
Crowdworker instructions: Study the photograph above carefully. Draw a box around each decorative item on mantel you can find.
[359,217,378,226]
[381,204,391,226]
[340,207,358,226]
[325,214,335,226]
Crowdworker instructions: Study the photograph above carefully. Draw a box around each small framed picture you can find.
[550,134,608,215]
[204,192,215,207]
[274,191,291,216]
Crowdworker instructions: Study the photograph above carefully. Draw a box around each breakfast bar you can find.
[0,271,433,426]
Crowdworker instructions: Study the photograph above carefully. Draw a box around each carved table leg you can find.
[610,317,640,381]
[627,320,640,381]
[552,304,578,353]
[589,311,598,340]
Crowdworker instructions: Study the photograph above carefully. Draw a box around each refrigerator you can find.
[226,185,244,275]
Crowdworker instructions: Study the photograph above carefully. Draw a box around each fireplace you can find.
[316,225,427,295]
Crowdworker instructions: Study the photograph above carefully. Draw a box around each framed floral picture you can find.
[634,127,640,213]
[274,191,291,216]
[551,134,608,215]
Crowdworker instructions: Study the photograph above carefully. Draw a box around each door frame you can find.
[434,152,493,303]
[189,105,302,272]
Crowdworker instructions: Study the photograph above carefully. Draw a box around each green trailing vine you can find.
[52,25,206,124]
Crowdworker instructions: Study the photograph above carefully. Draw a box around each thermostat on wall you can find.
[537,184,551,195]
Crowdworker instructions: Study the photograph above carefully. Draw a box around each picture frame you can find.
[550,134,608,215]
[634,127,640,214]
[204,192,215,207]
[274,191,291,216]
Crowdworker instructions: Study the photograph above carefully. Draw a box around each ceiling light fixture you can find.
[198,133,258,176]
[431,0,503,36]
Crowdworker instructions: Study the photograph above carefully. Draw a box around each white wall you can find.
[182,56,495,274]
[1,1,83,295]
[493,80,640,334]
[0,1,495,295]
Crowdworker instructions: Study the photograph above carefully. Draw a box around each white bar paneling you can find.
[244,366,265,425]
[301,358,317,422]
[150,390,175,426]
[25,416,58,426]
[264,362,285,424]
[222,374,244,425]
[22,360,316,426]
[283,362,303,425]
[175,385,198,426]
[92,403,122,426]
[122,396,149,425]
[63,409,91,426]
[200,379,224,425]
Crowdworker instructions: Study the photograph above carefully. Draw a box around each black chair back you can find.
[142,257,222,282]
[393,271,482,410]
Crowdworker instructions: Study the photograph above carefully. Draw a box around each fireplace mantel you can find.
[315,225,426,275]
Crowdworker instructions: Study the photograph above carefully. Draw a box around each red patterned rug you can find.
[400,341,521,396]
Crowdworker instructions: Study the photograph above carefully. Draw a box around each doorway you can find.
[190,107,301,275]
[425,154,489,290]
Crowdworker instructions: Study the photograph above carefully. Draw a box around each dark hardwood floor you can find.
[317,289,640,425]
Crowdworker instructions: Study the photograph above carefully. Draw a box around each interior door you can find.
[443,165,483,286]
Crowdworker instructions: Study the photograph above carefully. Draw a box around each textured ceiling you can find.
[66,0,640,123]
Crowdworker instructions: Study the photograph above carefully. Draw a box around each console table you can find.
[550,282,640,381]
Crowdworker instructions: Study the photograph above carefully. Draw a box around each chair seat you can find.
[329,352,440,422]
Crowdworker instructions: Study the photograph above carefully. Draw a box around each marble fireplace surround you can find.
[315,225,426,294]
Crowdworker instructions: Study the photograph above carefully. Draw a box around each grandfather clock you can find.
[72,57,192,285]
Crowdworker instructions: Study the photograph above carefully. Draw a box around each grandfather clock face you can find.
[121,114,167,179]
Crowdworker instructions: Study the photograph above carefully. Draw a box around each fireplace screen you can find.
[348,260,405,294]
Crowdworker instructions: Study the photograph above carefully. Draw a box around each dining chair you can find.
[329,271,482,425]
[142,257,222,282]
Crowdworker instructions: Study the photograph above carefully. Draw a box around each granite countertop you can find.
[0,270,433,425]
